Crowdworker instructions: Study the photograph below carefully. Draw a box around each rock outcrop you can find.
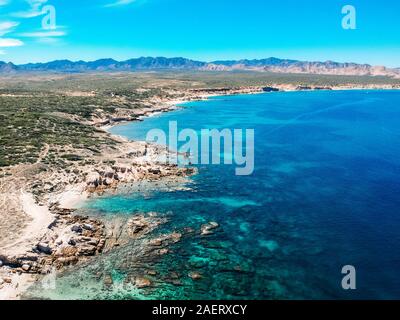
[0,206,106,275]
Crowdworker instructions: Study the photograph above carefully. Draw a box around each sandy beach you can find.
[0,192,54,299]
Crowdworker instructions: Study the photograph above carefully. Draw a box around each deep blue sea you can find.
[29,90,400,299]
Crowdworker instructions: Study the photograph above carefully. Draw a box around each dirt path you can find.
[36,144,49,164]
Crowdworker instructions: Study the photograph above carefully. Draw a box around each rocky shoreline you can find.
[0,138,197,298]
[0,207,106,274]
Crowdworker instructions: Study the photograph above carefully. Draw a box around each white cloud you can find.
[105,0,137,8]
[12,0,49,18]
[12,11,43,18]
[0,0,9,6]
[0,38,24,47]
[36,37,60,44]
[0,21,19,36]
[19,30,66,37]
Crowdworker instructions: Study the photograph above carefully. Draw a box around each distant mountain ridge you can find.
[1,57,399,78]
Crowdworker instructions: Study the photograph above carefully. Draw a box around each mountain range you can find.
[1,57,399,78]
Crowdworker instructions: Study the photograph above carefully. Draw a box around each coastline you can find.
[1,83,399,299]
[95,83,400,130]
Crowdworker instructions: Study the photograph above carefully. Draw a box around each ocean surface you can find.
[28,90,400,299]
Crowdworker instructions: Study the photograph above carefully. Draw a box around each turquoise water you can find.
[30,90,400,299]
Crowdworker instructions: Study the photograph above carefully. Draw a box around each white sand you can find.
[52,183,87,210]
[0,191,54,299]
[0,273,37,300]
[1,192,54,256]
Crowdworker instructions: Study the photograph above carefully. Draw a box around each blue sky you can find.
[0,0,399,66]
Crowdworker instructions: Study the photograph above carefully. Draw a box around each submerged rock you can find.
[200,221,220,236]
[188,256,208,268]
[188,272,203,280]
[258,240,279,252]
[104,275,113,287]
[134,277,152,288]
[146,270,157,276]
[158,248,169,255]
[149,239,163,246]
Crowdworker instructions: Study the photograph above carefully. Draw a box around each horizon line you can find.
[1,56,397,69]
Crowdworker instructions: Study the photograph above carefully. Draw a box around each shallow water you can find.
[29,90,400,299]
